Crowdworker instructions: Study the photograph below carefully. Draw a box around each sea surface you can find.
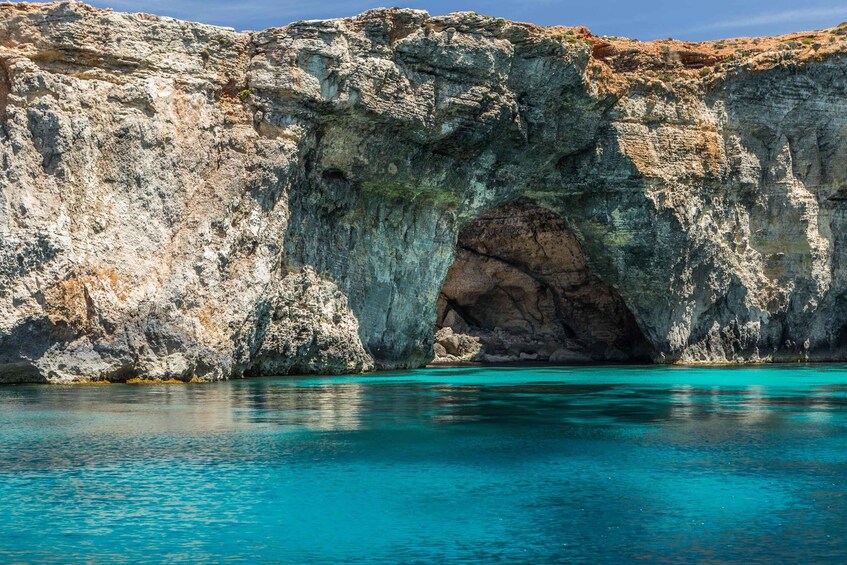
[1,365,846,563]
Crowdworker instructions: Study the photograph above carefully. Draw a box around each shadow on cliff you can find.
[276,120,671,371]
[0,318,52,383]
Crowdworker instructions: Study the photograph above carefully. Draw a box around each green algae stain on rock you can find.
[360,180,461,210]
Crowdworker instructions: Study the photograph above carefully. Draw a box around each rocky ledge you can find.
[3,2,847,382]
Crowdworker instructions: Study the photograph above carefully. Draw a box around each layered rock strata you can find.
[3,2,847,381]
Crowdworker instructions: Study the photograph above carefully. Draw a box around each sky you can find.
[35,0,847,40]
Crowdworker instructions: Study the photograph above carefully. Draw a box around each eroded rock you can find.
[433,327,481,363]
[3,3,847,381]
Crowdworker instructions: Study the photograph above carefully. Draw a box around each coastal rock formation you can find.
[3,2,847,381]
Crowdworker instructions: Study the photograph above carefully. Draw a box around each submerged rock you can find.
[2,3,847,381]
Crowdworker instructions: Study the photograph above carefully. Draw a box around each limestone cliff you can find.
[3,2,847,382]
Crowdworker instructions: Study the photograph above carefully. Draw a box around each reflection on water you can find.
[1,365,846,563]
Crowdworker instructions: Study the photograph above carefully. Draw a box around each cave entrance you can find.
[433,198,652,364]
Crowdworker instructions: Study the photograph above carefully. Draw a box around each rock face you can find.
[3,3,847,382]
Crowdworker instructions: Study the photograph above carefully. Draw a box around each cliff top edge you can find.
[2,1,846,81]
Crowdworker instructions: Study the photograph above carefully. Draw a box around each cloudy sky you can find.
[48,0,847,40]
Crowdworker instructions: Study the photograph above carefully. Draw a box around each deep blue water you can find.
[1,365,846,564]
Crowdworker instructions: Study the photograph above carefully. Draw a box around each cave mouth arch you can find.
[432,198,653,365]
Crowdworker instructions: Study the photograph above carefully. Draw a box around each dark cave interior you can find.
[433,199,653,364]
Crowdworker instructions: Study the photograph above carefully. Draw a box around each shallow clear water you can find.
[1,365,846,563]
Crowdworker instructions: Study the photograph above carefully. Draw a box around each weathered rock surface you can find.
[3,2,847,381]
[433,326,481,364]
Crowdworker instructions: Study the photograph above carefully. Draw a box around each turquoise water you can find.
[1,365,846,563]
